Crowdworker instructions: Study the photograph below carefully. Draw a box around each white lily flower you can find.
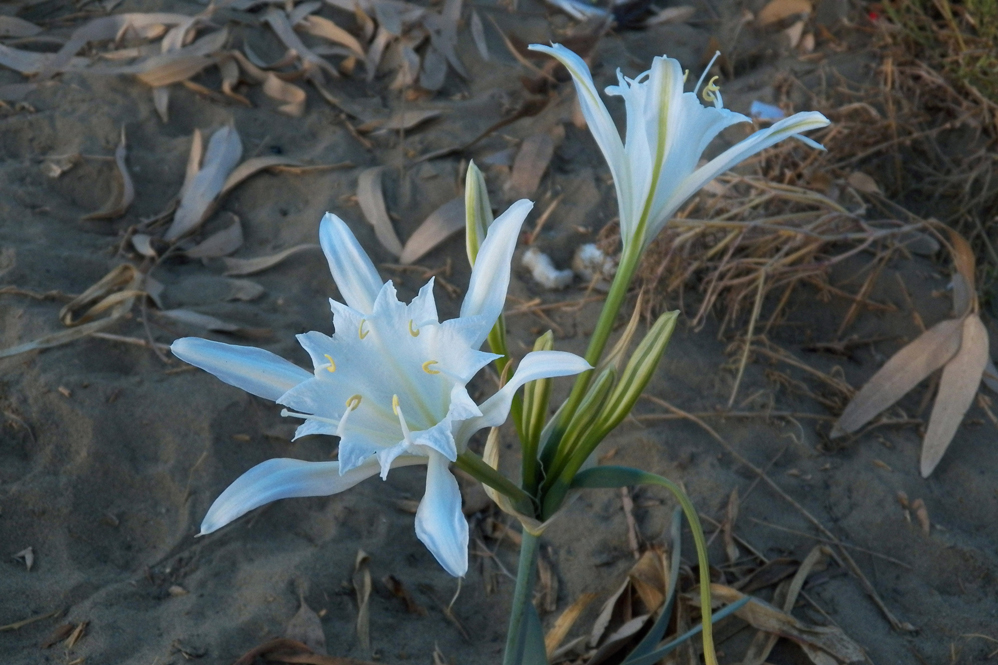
[529,44,831,251]
[171,201,590,577]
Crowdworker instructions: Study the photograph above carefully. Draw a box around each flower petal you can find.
[171,337,311,402]
[319,212,384,314]
[530,44,630,232]
[455,350,591,444]
[667,111,830,222]
[414,451,469,577]
[459,199,533,346]
[201,455,427,534]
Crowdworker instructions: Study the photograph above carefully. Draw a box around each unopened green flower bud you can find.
[465,161,493,266]
[521,331,555,447]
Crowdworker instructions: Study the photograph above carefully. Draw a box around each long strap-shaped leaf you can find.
[571,466,719,665]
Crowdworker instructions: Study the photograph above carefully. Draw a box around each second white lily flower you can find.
[530,44,831,251]
[172,200,590,577]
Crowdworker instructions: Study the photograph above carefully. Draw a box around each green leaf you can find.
[571,466,719,665]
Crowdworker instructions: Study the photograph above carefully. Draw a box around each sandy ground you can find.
[2,0,997,664]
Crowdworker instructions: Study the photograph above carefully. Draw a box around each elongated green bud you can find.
[557,367,616,464]
[521,331,555,448]
[465,161,493,266]
[593,310,678,439]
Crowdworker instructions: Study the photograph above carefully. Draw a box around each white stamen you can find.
[280,408,340,427]
[693,50,721,95]
[392,394,413,445]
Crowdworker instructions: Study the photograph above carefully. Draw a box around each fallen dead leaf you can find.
[285,592,327,655]
[357,167,403,256]
[83,126,135,221]
[544,592,596,658]
[832,318,964,437]
[165,126,243,241]
[921,314,988,477]
[13,546,33,571]
[184,214,244,258]
[353,550,372,652]
[399,197,464,265]
[222,244,321,276]
[756,0,811,26]
[504,133,555,200]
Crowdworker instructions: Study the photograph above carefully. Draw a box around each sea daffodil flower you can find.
[529,44,831,251]
[171,201,590,577]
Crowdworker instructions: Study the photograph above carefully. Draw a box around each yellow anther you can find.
[408,319,420,337]
[392,394,400,415]
[422,360,440,375]
[358,319,369,339]
[683,69,689,83]
[345,394,362,409]
[323,354,337,372]
[702,76,721,103]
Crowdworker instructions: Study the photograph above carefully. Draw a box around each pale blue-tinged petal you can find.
[201,455,428,534]
[319,212,383,314]
[414,451,469,577]
[408,277,439,328]
[529,43,630,232]
[455,350,591,444]
[171,337,311,402]
[666,111,830,229]
[460,199,533,346]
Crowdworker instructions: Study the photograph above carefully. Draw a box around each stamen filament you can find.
[280,408,339,427]
[392,394,413,444]
[693,50,721,95]
[323,354,336,372]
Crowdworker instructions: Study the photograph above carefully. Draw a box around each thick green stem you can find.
[502,531,540,665]
[539,247,640,471]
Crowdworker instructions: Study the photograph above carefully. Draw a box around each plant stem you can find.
[539,246,640,473]
[502,531,540,665]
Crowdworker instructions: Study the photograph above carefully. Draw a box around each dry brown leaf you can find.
[181,129,204,200]
[785,19,806,48]
[832,318,964,437]
[232,638,378,665]
[260,73,307,117]
[39,13,192,76]
[382,575,427,616]
[947,227,976,296]
[0,317,122,361]
[298,15,366,60]
[544,592,596,658]
[264,8,339,79]
[951,273,972,318]
[644,5,696,25]
[0,16,43,38]
[165,126,243,241]
[158,309,242,332]
[505,133,555,200]
[353,550,372,652]
[225,279,266,302]
[756,0,811,26]
[846,172,881,195]
[131,233,158,258]
[362,109,443,133]
[136,55,214,88]
[59,264,143,327]
[184,215,244,258]
[470,10,489,60]
[83,126,135,221]
[722,488,740,565]
[222,244,321,276]
[627,548,668,611]
[419,45,448,91]
[13,546,33,571]
[983,358,998,393]
[357,167,403,256]
[0,44,88,75]
[285,595,327,655]
[221,157,303,197]
[708,584,864,663]
[921,314,989,477]
[536,549,558,613]
[399,197,464,264]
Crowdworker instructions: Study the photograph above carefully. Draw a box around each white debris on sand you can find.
[522,247,574,290]
[571,243,617,281]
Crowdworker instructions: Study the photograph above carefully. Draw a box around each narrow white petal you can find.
[414,451,469,577]
[665,111,830,233]
[201,455,427,535]
[455,350,591,444]
[319,212,384,314]
[459,199,533,346]
[171,337,311,402]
